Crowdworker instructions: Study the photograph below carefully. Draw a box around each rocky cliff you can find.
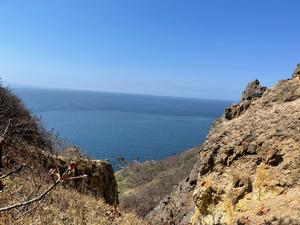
[147,65,300,225]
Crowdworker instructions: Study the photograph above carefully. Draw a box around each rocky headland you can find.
[147,65,300,225]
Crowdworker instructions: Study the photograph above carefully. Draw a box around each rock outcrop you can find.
[224,80,267,120]
[240,79,267,102]
[292,63,300,77]
[39,149,118,205]
[147,65,300,225]
[72,159,118,205]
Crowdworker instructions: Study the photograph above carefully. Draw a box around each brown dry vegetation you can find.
[0,171,147,225]
[0,84,148,224]
[116,147,199,217]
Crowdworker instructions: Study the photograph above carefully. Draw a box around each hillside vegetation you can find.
[3,65,299,225]
[116,147,199,217]
[0,84,147,224]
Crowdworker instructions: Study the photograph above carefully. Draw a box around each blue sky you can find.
[0,0,299,100]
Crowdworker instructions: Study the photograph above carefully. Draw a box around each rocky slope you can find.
[147,65,300,225]
[0,83,119,215]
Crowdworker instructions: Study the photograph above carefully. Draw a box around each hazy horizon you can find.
[1,1,300,100]
[10,82,238,102]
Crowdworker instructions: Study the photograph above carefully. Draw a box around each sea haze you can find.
[13,87,232,168]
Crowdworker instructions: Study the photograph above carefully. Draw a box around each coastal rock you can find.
[240,79,267,102]
[147,64,300,225]
[292,63,300,77]
[224,101,251,120]
[224,80,267,120]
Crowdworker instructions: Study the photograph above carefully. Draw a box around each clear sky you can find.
[0,0,299,100]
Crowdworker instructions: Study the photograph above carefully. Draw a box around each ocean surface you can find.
[13,87,232,167]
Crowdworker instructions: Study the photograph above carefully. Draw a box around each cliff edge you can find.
[0,85,118,206]
[147,65,300,225]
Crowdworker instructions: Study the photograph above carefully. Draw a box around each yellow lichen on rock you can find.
[148,66,300,225]
[191,172,237,225]
[191,162,294,225]
[253,163,284,201]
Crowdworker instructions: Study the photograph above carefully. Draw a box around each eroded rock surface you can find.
[224,80,267,120]
[147,65,300,225]
[48,156,118,205]
[292,63,300,77]
[240,79,267,102]
[28,148,118,205]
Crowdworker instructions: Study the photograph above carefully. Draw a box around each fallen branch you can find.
[0,163,26,180]
[0,166,87,212]
[0,181,60,212]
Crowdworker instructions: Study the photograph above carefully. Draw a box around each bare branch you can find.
[0,181,59,212]
[0,163,26,180]
[0,171,87,212]
[65,174,87,181]
[10,185,24,197]
[0,119,11,143]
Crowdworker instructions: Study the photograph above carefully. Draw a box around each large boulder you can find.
[44,151,118,205]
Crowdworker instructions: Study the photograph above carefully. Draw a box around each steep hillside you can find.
[116,147,199,217]
[0,84,146,224]
[0,83,118,204]
[148,65,300,225]
[0,175,147,225]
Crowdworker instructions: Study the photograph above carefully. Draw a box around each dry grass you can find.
[0,84,148,225]
[116,147,200,217]
[0,168,148,225]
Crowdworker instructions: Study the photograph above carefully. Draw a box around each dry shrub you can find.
[0,167,148,225]
[0,84,148,224]
[116,147,200,217]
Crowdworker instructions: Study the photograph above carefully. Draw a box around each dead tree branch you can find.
[0,166,87,213]
[0,181,60,212]
[0,175,87,212]
[0,119,11,144]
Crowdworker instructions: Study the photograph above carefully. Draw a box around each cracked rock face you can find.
[292,63,300,77]
[147,65,300,225]
[39,151,118,205]
[224,80,267,120]
[240,79,267,102]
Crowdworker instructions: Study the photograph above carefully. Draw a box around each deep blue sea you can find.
[13,87,232,167]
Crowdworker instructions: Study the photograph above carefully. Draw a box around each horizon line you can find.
[8,82,236,103]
